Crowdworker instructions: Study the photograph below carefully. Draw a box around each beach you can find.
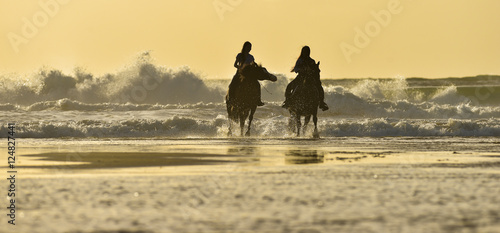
[3,1,500,232]
[1,60,499,233]
[3,137,500,233]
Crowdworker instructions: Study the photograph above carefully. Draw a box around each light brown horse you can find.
[226,63,277,136]
[287,61,322,138]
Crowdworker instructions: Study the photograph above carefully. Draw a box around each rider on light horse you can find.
[282,46,328,111]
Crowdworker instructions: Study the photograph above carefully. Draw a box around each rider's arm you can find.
[234,54,241,68]
[292,59,303,73]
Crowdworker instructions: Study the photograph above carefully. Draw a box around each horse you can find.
[226,63,277,136]
[287,61,322,138]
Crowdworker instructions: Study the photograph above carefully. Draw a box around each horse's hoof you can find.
[227,131,232,137]
[313,132,320,139]
[245,131,251,137]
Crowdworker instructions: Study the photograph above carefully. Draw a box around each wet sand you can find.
[2,137,500,233]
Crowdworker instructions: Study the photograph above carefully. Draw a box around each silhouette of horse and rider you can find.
[226,42,328,137]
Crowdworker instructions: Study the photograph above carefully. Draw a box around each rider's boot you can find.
[319,101,329,111]
[281,99,289,109]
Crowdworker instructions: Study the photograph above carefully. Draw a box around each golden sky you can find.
[1,0,499,79]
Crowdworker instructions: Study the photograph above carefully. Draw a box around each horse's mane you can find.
[241,63,262,79]
[299,63,320,86]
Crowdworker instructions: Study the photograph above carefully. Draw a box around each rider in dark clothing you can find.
[228,41,264,106]
[282,46,329,111]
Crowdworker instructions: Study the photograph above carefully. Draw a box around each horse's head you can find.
[311,61,321,77]
[242,63,277,82]
[302,61,321,86]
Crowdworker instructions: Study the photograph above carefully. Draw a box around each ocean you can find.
[1,57,499,139]
[2,58,500,232]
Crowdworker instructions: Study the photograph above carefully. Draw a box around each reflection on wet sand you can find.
[285,150,324,165]
[227,146,257,156]
[19,152,239,169]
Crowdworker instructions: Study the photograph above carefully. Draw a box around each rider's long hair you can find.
[299,46,310,59]
[238,41,252,66]
[291,46,311,72]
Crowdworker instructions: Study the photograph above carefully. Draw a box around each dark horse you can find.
[287,61,322,138]
[226,63,277,136]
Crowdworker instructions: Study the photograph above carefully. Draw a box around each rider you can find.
[228,41,264,106]
[282,46,329,111]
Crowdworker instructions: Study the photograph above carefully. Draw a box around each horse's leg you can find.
[312,113,320,139]
[239,114,245,137]
[296,115,302,137]
[288,113,295,133]
[226,102,233,136]
[303,115,311,136]
[245,107,256,136]
[288,115,293,132]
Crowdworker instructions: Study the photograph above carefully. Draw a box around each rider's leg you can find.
[228,72,240,103]
[316,81,329,111]
[282,78,299,108]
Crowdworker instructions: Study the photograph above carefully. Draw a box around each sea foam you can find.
[0,53,225,105]
[2,52,500,139]
[4,117,499,138]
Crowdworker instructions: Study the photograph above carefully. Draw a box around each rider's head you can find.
[300,46,311,58]
[242,41,252,54]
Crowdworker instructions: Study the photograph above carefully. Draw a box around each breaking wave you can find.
[3,117,499,138]
[0,52,224,105]
[1,52,500,138]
